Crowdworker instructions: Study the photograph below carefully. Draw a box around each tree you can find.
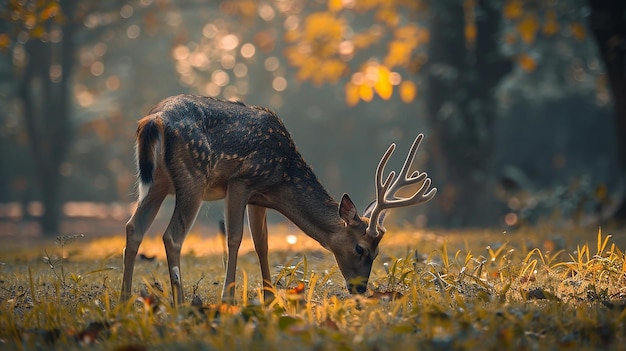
[216,1,520,226]
[247,0,606,226]
[425,1,512,226]
[2,0,77,236]
[587,0,626,222]
[1,0,154,236]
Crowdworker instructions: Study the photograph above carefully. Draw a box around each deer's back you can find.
[148,94,315,196]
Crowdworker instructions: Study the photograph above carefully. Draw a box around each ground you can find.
[1,222,626,350]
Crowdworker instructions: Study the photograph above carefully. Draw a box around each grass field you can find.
[1,224,626,350]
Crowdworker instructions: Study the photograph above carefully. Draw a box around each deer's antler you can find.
[366,134,437,237]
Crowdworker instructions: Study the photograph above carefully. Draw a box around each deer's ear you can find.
[339,194,363,227]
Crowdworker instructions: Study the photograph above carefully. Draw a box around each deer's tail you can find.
[135,114,164,189]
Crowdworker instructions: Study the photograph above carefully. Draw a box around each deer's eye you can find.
[355,244,364,257]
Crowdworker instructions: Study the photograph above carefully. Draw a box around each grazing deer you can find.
[121,94,436,305]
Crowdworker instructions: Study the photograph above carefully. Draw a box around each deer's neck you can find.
[272,174,344,250]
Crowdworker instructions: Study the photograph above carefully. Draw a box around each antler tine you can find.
[386,134,427,198]
[367,143,396,236]
[376,143,396,186]
[398,134,423,181]
[366,134,437,237]
[387,177,437,208]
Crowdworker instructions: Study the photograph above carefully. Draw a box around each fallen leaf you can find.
[321,316,339,330]
[203,303,241,315]
[287,282,305,295]
[76,321,110,346]
[139,289,160,311]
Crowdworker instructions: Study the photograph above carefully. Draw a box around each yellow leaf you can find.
[283,30,301,43]
[464,0,476,48]
[353,28,381,49]
[542,10,559,36]
[321,59,347,83]
[359,84,374,102]
[399,81,416,103]
[41,3,60,19]
[24,13,37,30]
[384,24,424,67]
[353,0,381,12]
[296,59,317,82]
[517,54,536,72]
[416,27,430,44]
[31,26,45,39]
[384,41,413,67]
[571,22,585,41]
[345,82,360,106]
[328,0,343,12]
[503,0,523,19]
[395,24,419,40]
[376,7,399,27]
[517,14,539,44]
[465,23,477,47]
[0,34,9,49]
[304,12,343,43]
[374,66,392,100]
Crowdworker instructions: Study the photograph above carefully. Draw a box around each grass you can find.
[1,224,626,350]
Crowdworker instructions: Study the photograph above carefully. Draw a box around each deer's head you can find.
[332,134,437,294]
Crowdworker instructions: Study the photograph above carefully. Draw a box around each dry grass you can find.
[1,224,626,350]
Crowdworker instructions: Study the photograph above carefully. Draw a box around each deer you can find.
[121,94,436,305]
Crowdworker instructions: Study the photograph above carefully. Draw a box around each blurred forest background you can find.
[0,0,624,238]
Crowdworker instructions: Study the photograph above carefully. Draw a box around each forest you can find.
[0,0,623,237]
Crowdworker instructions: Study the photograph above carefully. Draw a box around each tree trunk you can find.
[18,2,76,237]
[425,1,512,227]
[587,0,626,222]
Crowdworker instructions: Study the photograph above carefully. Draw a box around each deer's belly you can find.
[202,186,226,201]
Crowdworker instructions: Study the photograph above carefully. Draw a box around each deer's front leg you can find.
[162,193,202,306]
[248,205,274,302]
[222,182,249,304]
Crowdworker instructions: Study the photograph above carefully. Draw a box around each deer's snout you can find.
[348,282,368,294]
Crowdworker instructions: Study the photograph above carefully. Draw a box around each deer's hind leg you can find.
[121,184,167,302]
[162,188,203,306]
[248,205,274,302]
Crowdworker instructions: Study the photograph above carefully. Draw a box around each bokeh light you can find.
[240,43,255,58]
[272,76,287,92]
[126,24,140,39]
[220,34,239,51]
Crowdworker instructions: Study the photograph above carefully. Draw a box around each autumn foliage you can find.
[225,0,591,105]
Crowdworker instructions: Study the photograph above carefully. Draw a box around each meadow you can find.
[1,224,625,350]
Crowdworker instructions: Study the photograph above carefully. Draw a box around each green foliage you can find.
[1,228,626,350]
